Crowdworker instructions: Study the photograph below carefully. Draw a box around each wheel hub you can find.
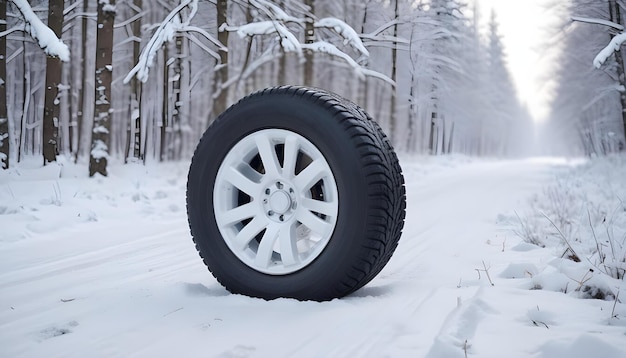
[263,181,296,222]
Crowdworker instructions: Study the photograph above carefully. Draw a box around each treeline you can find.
[0,0,530,175]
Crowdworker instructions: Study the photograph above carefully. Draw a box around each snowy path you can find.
[1,158,624,358]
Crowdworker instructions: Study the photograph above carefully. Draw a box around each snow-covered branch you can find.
[250,0,304,25]
[222,21,302,56]
[9,0,70,62]
[594,33,626,68]
[0,25,26,39]
[301,41,394,86]
[315,18,369,58]
[571,16,624,31]
[124,0,225,84]
[224,17,393,86]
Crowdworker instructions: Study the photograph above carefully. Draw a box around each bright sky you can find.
[473,0,558,122]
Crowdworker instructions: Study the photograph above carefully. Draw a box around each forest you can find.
[547,0,626,156]
[1,0,625,176]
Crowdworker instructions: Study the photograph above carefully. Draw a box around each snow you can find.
[233,21,302,55]
[0,155,624,357]
[90,140,109,159]
[10,0,70,62]
[315,18,369,57]
[594,32,626,68]
[571,16,625,31]
[99,0,116,13]
[250,0,303,24]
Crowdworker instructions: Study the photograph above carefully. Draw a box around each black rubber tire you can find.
[186,86,405,301]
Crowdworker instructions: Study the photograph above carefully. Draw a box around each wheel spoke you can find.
[279,222,299,267]
[297,209,333,237]
[294,160,326,190]
[256,133,281,177]
[234,216,268,250]
[223,166,259,197]
[282,135,299,178]
[254,224,280,269]
[300,198,337,218]
[217,202,257,226]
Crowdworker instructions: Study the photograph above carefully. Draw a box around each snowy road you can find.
[1,158,624,358]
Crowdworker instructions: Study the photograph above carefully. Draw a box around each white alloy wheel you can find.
[213,129,339,274]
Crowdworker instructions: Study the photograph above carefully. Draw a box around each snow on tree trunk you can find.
[0,0,9,169]
[42,0,64,164]
[89,0,116,177]
[157,32,186,161]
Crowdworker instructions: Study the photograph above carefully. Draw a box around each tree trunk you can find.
[42,0,64,164]
[237,4,254,95]
[213,0,229,118]
[447,121,454,154]
[170,35,183,160]
[610,0,626,149]
[75,0,90,162]
[160,44,168,162]
[304,0,315,86]
[428,112,436,155]
[358,2,369,117]
[0,0,9,169]
[389,0,399,143]
[127,0,142,161]
[89,1,116,177]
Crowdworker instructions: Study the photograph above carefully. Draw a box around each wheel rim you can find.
[213,129,339,275]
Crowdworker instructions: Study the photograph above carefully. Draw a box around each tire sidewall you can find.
[188,91,370,300]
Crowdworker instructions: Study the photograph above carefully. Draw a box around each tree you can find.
[549,0,625,155]
[304,0,315,85]
[590,0,626,150]
[42,0,64,164]
[388,0,399,142]
[89,0,116,177]
[213,0,229,117]
[2,0,529,169]
[0,0,8,169]
[127,0,143,161]
[485,10,519,154]
[6,0,69,166]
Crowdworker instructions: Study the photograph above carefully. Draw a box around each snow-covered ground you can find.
[1,155,624,358]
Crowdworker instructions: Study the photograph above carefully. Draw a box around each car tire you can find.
[186,86,405,301]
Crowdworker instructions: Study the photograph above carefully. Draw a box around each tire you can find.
[186,86,405,301]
